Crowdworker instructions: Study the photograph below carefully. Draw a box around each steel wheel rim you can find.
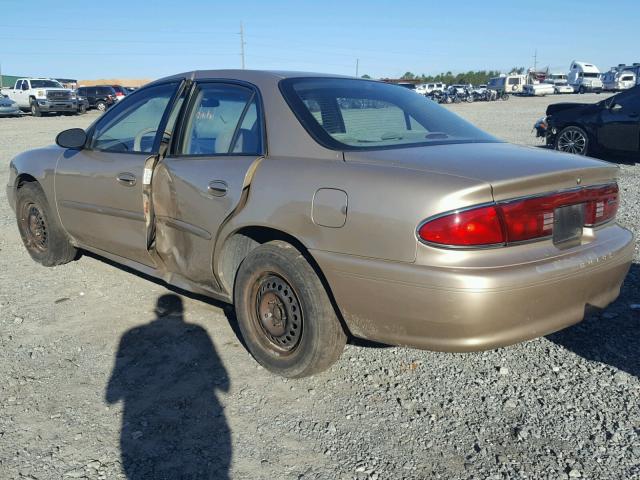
[557,128,587,154]
[20,202,48,252]
[98,103,106,111]
[252,273,303,354]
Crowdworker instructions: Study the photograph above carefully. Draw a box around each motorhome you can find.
[567,61,603,93]
[608,63,640,87]
[602,68,636,91]
[487,74,526,93]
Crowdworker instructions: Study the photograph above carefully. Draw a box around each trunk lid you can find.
[344,142,618,202]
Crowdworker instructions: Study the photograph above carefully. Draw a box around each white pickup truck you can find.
[0,78,79,116]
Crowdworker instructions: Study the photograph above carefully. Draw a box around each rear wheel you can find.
[555,126,589,155]
[96,100,107,112]
[578,86,586,94]
[16,183,77,266]
[234,241,347,378]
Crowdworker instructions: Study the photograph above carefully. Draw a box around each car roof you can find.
[149,69,354,86]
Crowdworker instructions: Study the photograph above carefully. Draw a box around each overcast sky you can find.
[0,0,638,80]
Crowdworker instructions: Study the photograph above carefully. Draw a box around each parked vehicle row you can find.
[0,78,131,117]
[1,78,79,116]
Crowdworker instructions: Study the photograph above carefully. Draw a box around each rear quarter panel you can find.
[217,155,494,264]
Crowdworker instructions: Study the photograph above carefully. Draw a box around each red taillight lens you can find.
[418,205,505,246]
[418,183,618,248]
[115,91,124,96]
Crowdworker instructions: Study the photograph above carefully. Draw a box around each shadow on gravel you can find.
[106,294,231,479]
[547,263,640,379]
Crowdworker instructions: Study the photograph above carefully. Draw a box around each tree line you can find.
[363,68,526,85]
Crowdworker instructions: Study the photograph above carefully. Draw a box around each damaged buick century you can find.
[7,70,633,377]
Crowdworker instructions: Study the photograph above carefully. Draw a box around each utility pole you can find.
[0,62,3,89]
[239,22,246,70]
[533,50,538,72]
[355,58,359,77]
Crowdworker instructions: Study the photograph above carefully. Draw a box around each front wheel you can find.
[16,183,77,266]
[30,100,42,117]
[555,126,589,155]
[234,241,347,378]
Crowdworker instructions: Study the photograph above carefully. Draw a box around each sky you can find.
[0,0,638,81]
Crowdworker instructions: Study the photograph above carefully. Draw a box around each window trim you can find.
[84,80,182,156]
[279,77,499,152]
[168,79,266,158]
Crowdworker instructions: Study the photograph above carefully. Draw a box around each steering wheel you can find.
[134,127,158,152]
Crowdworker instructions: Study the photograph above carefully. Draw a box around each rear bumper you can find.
[313,224,634,352]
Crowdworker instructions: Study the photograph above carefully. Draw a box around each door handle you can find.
[207,180,228,197]
[116,172,137,186]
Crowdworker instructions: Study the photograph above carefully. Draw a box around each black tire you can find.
[30,100,42,117]
[78,104,87,114]
[96,100,107,112]
[234,241,347,378]
[554,125,589,156]
[578,86,586,94]
[501,93,510,101]
[16,182,77,267]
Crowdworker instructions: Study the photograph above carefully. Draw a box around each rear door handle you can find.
[116,172,137,186]
[207,180,228,197]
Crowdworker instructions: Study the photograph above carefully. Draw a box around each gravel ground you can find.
[0,95,638,480]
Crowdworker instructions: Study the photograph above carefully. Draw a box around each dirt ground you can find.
[1,95,638,479]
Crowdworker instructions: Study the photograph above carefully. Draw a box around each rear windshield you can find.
[279,78,497,150]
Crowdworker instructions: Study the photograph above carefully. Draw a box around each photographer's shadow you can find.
[106,294,231,479]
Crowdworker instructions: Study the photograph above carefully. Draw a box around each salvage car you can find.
[0,95,21,116]
[8,70,634,377]
[535,85,640,156]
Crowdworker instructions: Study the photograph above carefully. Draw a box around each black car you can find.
[535,85,640,157]
[75,86,118,112]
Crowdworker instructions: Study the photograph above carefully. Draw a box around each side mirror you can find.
[56,128,87,149]
[610,103,623,112]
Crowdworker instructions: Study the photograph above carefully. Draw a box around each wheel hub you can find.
[255,275,302,351]
[23,204,47,251]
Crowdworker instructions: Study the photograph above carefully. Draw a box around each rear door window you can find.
[177,83,262,155]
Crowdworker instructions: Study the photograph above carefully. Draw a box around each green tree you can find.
[360,74,371,79]
[401,72,416,80]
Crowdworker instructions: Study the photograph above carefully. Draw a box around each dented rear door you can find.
[151,81,264,290]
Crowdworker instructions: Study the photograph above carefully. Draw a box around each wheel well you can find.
[16,173,38,189]
[218,226,351,335]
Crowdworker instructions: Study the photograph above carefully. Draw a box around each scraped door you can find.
[152,81,264,290]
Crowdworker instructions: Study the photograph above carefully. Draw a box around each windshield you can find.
[582,72,599,78]
[30,79,63,88]
[279,78,497,150]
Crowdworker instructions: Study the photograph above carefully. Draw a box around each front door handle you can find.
[207,180,228,197]
[116,172,137,186]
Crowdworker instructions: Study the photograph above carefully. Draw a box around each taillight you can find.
[584,183,618,225]
[418,183,618,248]
[418,205,505,246]
[115,91,124,96]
